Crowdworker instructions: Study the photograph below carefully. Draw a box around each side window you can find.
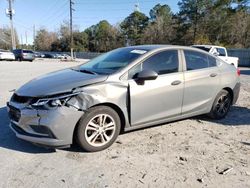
[142,50,179,75]
[216,48,226,56]
[208,55,217,67]
[184,50,209,70]
[128,50,179,79]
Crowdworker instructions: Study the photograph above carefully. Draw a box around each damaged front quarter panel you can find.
[67,81,130,128]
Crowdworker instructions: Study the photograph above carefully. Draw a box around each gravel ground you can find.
[0,60,249,188]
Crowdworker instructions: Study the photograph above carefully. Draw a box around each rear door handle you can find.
[210,73,217,77]
[171,80,182,85]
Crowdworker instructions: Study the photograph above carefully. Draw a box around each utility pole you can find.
[33,24,36,51]
[20,34,23,48]
[7,0,16,49]
[70,0,75,60]
[25,31,27,46]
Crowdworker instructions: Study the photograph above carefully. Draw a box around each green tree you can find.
[84,20,123,52]
[120,11,149,45]
[142,4,175,44]
[177,0,213,44]
[34,28,57,51]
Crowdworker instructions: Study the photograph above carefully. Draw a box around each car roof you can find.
[127,45,216,55]
[192,45,225,49]
[122,45,197,52]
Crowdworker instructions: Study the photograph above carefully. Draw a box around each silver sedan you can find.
[7,45,240,152]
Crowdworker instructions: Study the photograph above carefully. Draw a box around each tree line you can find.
[0,0,249,52]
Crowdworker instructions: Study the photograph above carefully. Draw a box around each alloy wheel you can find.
[84,114,116,147]
[215,94,231,116]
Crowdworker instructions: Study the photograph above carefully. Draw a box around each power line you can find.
[39,0,68,24]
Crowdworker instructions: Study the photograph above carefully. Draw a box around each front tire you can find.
[76,106,121,152]
[208,89,232,119]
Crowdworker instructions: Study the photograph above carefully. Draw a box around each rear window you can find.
[184,50,218,70]
[184,50,209,70]
[208,55,217,67]
[192,46,211,52]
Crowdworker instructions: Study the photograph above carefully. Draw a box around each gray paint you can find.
[7,45,240,148]
[16,68,108,97]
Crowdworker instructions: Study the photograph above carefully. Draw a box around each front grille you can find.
[11,93,33,104]
[8,105,21,122]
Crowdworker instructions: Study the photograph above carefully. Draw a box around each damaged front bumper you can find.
[7,101,84,148]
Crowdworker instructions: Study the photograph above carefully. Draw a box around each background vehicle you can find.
[192,45,239,68]
[7,45,240,152]
[0,49,15,61]
[12,49,35,62]
[34,52,45,58]
[43,53,56,58]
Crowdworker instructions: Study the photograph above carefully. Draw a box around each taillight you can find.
[237,68,240,76]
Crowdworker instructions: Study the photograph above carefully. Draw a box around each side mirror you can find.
[213,52,220,56]
[136,70,158,81]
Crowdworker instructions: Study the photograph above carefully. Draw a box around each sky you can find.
[0,0,180,45]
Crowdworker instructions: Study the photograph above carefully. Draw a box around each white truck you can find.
[192,45,239,68]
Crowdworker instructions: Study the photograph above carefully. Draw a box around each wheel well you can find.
[73,103,126,142]
[223,87,234,104]
[93,103,126,133]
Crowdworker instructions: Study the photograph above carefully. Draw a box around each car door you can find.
[127,50,184,126]
[182,50,221,115]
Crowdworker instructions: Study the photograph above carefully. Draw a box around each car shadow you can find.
[0,106,55,154]
[241,142,250,146]
[0,105,249,153]
[197,106,250,126]
[240,69,250,75]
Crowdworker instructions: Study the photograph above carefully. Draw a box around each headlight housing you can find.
[31,92,80,108]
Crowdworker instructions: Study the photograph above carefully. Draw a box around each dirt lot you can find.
[0,60,249,188]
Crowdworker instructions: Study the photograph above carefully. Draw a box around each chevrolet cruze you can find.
[7,45,240,152]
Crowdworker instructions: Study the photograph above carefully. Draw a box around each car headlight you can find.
[32,98,63,107]
[31,92,80,108]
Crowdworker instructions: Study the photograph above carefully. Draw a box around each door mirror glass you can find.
[136,70,158,81]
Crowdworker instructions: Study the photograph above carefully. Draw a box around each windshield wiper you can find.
[79,69,98,75]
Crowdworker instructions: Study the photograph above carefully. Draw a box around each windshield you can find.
[78,48,148,75]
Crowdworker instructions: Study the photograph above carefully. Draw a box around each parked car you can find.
[192,45,239,68]
[12,49,35,62]
[34,52,45,58]
[43,53,56,58]
[7,45,240,152]
[0,49,15,61]
[55,53,71,60]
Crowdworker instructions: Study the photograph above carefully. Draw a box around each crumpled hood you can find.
[16,68,108,97]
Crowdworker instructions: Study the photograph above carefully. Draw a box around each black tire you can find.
[208,89,232,119]
[76,106,121,152]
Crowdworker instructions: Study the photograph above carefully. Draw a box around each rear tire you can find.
[208,89,232,119]
[76,106,121,152]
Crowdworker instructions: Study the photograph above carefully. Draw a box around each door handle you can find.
[210,73,217,77]
[171,80,182,85]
